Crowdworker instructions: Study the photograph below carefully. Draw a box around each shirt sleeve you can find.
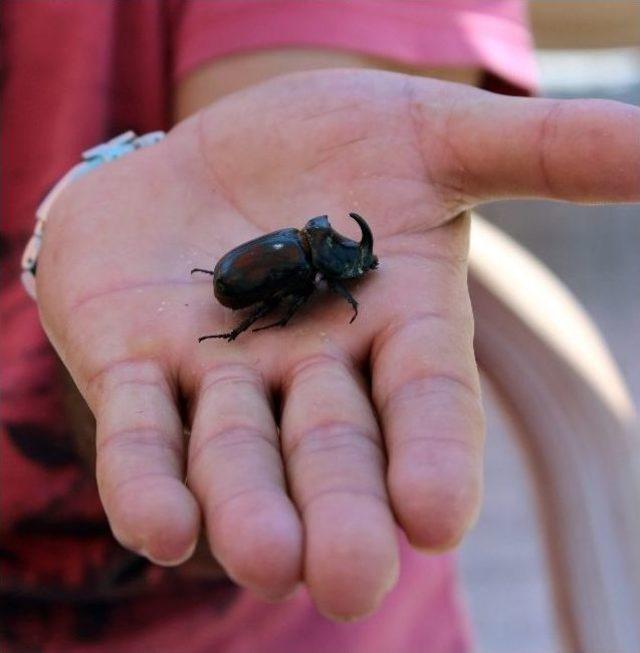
[170,0,538,94]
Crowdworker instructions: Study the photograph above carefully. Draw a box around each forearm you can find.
[173,48,481,121]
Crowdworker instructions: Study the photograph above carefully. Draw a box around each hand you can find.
[37,70,640,620]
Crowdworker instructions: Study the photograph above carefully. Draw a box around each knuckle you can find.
[102,471,172,513]
[300,486,388,515]
[380,371,481,417]
[284,351,352,395]
[372,311,450,365]
[290,351,347,378]
[97,426,183,459]
[285,420,382,463]
[88,358,169,404]
[206,486,284,522]
[198,362,265,397]
[537,100,565,196]
[188,424,279,471]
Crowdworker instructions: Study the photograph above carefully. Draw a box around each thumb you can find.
[411,80,640,204]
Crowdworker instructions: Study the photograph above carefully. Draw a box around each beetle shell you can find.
[213,229,313,309]
[193,212,378,342]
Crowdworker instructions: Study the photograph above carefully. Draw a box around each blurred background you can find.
[459,3,640,652]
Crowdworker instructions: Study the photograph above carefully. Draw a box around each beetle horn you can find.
[349,212,373,257]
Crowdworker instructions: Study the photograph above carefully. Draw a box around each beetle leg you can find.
[191,268,215,276]
[252,290,312,333]
[328,280,359,323]
[198,300,277,342]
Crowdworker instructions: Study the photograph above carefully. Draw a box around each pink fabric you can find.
[1,1,534,651]
[174,0,538,93]
[51,538,471,653]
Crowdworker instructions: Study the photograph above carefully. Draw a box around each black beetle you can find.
[191,212,378,342]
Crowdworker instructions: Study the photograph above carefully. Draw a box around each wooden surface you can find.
[529,1,640,49]
[466,215,640,653]
[458,76,640,653]
[459,385,559,653]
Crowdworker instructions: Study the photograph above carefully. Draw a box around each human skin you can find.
[36,69,640,620]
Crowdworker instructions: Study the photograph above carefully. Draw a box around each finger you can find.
[187,362,302,600]
[410,79,640,203]
[93,360,200,565]
[280,349,399,621]
[371,270,484,551]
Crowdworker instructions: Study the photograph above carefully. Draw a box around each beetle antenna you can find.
[191,268,215,276]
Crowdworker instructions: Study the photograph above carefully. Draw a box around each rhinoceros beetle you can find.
[191,212,378,342]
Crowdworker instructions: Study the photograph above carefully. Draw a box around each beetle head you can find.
[302,213,378,279]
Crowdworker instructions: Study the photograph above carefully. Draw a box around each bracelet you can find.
[20,130,166,300]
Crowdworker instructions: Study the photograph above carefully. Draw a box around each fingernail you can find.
[142,538,198,567]
[258,582,302,604]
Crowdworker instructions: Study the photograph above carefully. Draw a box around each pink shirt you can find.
[1,2,535,651]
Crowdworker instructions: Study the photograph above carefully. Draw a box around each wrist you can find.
[21,131,165,300]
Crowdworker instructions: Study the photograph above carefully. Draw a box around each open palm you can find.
[37,70,639,620]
